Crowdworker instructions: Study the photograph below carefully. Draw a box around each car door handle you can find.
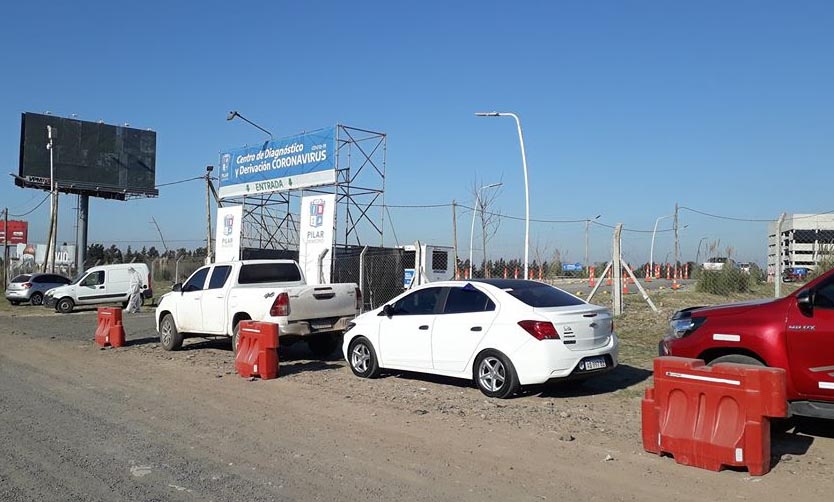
[98,286,105,289]
[470,326,482,332]
[418,325,429,330]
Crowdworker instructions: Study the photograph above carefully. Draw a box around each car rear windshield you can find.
[505,283,585,308]
[238,263,302,284]
[12,275,31,283]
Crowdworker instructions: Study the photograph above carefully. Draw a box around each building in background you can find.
[767,213,834,277]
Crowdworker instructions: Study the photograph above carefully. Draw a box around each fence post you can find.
[359,246,368,300]
[775,212,785,298]
[613,224,623,316]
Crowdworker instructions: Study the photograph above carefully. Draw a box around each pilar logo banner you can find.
[299,194,335,285]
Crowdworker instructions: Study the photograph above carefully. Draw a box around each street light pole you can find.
[695,237,708,265]
[205,165,214,265]
[475,112,530,279]
[226,111,274,140]
[469,182,502,279]
[650,214,673,279]
[585,214,601,269]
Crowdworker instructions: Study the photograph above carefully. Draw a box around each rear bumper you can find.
[280,316,355,336]
[5,290,31,301]
[511,334,619,385]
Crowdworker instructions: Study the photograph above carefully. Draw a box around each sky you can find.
[1,1,832,266]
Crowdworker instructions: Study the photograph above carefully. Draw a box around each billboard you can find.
[218,127,336,199]
[298,194,336,284]
[215,205,243,262]
[0,220,28,244]
[16,112,158,200]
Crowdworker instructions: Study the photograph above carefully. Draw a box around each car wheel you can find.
[708,354,763,367]
[348,336,380,378]
[474,350,519,399]
[232,322,242,358]
[56,297,75,314]
[30,292,44,306]
[307,333,339,358]
[159,314,183,351]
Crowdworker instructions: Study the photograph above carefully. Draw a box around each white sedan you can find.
[342,279,619,398]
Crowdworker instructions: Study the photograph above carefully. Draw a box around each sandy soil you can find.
[0,308,831,501]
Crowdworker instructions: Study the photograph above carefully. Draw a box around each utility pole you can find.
[775,212,786,298]
[2,208,8,288]
[451,200,459,279]
[205,165,214,264]
[612,224,623,316]
[44,125,58,273]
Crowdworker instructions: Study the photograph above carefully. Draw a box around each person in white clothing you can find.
[126,267,143,313]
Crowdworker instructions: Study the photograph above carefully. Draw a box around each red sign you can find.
[0,220,28,245]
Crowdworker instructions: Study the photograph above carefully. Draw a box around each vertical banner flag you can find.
[298,193,336,284]
[215,205,243,262]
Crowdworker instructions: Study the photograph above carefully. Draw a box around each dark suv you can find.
[5,273,71,306]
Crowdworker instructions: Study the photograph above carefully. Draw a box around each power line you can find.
[9,193,50,217]
[155,176,205,188]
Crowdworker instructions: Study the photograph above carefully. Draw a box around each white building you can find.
[767,213,834,275]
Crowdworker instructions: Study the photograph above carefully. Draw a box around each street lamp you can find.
[650,214,674,279]
[469,182,503,279]
[226,110,274,140]
[475,111,530,278]
[585,214,601,269]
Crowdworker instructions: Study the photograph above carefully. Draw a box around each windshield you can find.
[70,272,86,285]
[504,283,585,308]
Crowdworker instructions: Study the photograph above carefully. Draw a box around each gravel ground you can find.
[0,306,832,501]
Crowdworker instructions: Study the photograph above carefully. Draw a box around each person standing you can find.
[126,267,143,313]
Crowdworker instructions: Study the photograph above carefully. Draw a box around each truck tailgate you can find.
[286,284,358,324]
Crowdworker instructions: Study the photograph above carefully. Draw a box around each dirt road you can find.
[0,309,831,501]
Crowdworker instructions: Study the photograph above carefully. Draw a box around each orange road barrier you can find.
[642,357,787,476]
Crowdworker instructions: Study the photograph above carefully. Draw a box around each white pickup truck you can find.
[155,259,360,356]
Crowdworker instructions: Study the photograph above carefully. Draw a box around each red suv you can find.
[659,268,834,420]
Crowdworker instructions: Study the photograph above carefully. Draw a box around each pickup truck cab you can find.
[660,267,834,420]
[155,259,360,356]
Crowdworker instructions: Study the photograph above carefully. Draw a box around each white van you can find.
[44,263,152,313]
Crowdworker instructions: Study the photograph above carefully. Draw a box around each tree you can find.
[470,177,503,278]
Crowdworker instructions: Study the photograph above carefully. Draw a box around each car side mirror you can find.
[797,289,813,316]
[172,283,182,293]
[380,304,394,318]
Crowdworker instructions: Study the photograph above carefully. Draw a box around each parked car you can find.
[659,266,834,420]
[702,257,735,271]
[155,259,360,355]
[738,262,752,274]
[783,267,811,283]
[343,279,619,398]
[5,273,71,306]
[44,263,152,313]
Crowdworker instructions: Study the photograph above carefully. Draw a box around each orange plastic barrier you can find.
[95,307,125,348]
[235,321,280,380]
[642,357,787,476]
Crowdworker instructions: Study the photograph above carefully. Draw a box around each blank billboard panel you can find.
[16,113,158,199]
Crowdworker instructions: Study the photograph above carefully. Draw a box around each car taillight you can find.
[518,320,560,340]
[22,282,32,289]
[270,292,290,317]
[355,287,362,312]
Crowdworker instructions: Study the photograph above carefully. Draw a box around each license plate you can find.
[581,357,607,371]
[311,322,332,330]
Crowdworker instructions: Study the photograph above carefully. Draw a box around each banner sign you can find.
[218,126,336,199]
[298,194,335,285]
[561,262,584,272]
[10,243,75,265]
[215,205,243,262]
[0,220,28,244]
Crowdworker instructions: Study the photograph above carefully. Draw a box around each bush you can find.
[696,267,752,295]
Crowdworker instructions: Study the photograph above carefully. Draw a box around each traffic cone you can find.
[655,264,661,279]
[645,264,652,282]
[622,270,630,294]
[672,266,681,290]
[514,267,519,279]
[666,264,671,281]
[589,266,596,287]
[606,268,612,286]
[503,266,508,279]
